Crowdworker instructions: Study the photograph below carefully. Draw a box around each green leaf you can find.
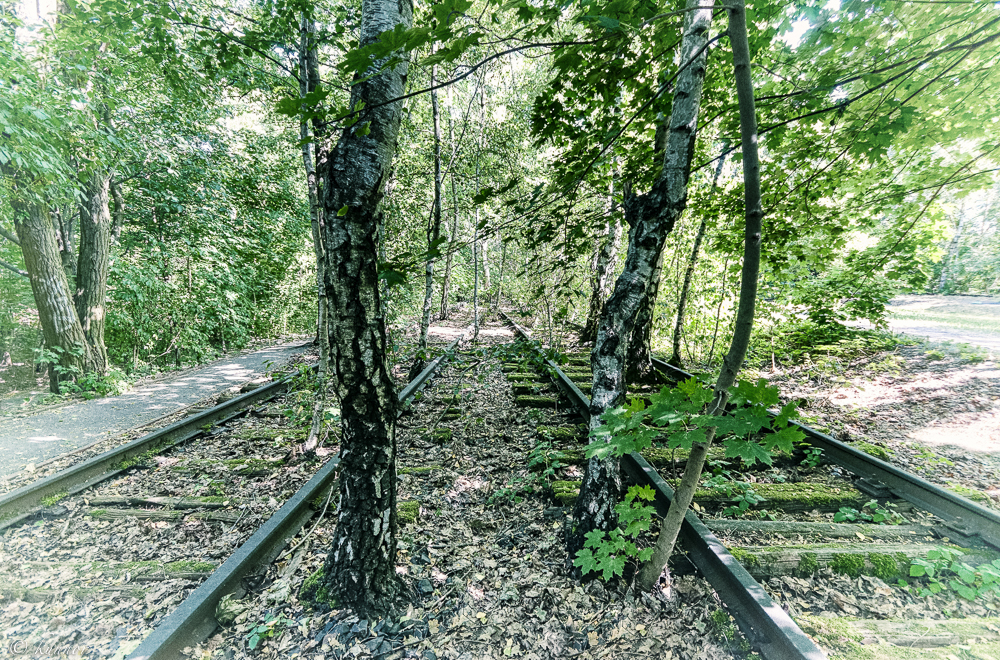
[338,205,349,217]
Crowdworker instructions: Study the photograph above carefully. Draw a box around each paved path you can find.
[0,341,309,477]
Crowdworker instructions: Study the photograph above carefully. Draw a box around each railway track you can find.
[0,336,462,660]
[499,309,1000,659]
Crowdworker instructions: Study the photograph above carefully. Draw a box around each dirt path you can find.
[0,340,309,478]
[886,294,1000,356]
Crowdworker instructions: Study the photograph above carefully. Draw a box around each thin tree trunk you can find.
[57,205,76,285]
[440,91,459,320]
[938,200,966,293]
[494,235,506,309]
[670,146,727,366]
[472,85,485,340]
[416,55,444,367]
[569,0,716,559]
[581,172,623,343]
[74,170,111,376]
[109,176,124,244]
[299,13,329,455]
[13,199,94,392]
[310,0,412,616]
[636,0,763,591]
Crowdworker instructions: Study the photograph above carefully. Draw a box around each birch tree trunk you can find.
[636,0,763,591]
[625,245,664,383]
[74,171,111,376]
[569,0,715,559]
[300,13,330,454]
[670,147,727,366]
[580,174,623,343]
[310,0,412,615]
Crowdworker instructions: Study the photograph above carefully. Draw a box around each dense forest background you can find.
[1,0,998,399]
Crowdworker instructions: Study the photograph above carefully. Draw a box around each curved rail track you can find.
[0,336,463,660]
[499,309,1000,659]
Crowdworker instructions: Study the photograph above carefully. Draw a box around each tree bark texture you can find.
[314,0,412,615]
[637,0,763,591]
[569,0,716,559]
[670,147,727,366]
[74,171,111,376]
[417,57,444,362]
[625,245,664,383]
[580,175,623,344]
[13,200,95,391]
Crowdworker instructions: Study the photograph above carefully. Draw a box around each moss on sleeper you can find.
[830,553,866,577]
[515,395,558,408]
[797,552,819,576]
[730,547,760,568]
[851,441,891,461]
[398,500,420,525]
[551,480,581,505]
[947,484,991,504]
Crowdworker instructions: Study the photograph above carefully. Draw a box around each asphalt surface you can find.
[0,341,308,478]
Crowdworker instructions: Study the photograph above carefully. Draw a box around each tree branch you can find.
[0,258,28,278]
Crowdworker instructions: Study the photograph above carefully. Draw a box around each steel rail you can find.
[649,356,1000,549]
[498,311,826,660]
[128,334,465,660]
[0,376,294,530]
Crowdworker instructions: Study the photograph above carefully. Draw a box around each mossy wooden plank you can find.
[515,395,558,408]
[87,496,228,509]
[732,542,989,580]
[85,508,240,523]
[693,481,866,513]
[513,384,552,396]
[799,614,1000,659]
[706,520,935,540]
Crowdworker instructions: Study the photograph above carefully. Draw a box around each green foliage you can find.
[801,447,823,469]
[573,485,657,580]
[246,613,295,650]
[833,499,905,525]
[702,473,767,519]
[585,378,805,469]
[488,439,565,506]
[905,548,1000,601]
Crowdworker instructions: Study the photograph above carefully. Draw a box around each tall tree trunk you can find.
[569,0,715,559]
[311,0,412,616]
[670,146,727,366]
[636,0,763,591]
[494,235,506,309]
[74,170,111,376]
[580,173,623,343]
[56,205,76,284]
[109,176,124,244]
[439,92,459,320]
[300,13,330,454]
[472,85,485,340]
[416,56,444,368]
[625,245,665,383]
[938,199,966,293]
[13,199,95,392]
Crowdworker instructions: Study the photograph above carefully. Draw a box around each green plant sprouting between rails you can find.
[573,484,658,580]
[904,547,1000,601]
[834,499,906,525]
[574,378,806,579]
[488,440,566,506]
